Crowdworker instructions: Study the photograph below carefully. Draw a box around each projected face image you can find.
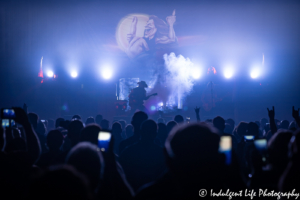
[145,19,155,30]
[116,10,177,59]
[144,19,156,38]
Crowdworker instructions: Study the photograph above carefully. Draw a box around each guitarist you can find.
[129,81,156,114]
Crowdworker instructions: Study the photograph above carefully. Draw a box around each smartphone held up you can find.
[219,136,232,165]
[1,109,16,128]
[98,131,112,152]
[1,109,16,119]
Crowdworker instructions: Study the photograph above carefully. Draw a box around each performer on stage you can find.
[128,81,157,114]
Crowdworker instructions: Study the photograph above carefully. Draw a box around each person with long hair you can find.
[127,10,177,58]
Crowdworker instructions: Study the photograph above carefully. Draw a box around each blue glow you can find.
[101,67,113,79]
[150,106,156,111]
[224,68,234,79]
[250,68,260,79]
[47,71,54,78]
[71,71,78,78]
[192,67,201,79]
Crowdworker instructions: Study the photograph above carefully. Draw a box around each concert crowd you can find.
[0,105,300,199]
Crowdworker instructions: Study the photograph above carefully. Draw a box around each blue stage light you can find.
[250,68,260,79]
[71,71,78,78]
[192,68,201,79]
[101,68,113,79]
[47,71,54,78]
[224,68,234,79]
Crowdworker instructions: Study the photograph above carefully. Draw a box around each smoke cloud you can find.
[147,52,197,110]
[163,53,196,108]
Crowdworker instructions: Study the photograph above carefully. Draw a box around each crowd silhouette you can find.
[0,105,300,199]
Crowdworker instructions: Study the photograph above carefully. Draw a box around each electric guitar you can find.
[145,93,158,100]
[129,93,158,107]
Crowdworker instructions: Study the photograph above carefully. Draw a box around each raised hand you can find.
[194,106,200,115]
[12,107,30,126]
[166,10,176,26]
[128,16,138,43]
[267,106,275,119]
[195,106,200,122]
[292,106,300,119]
[267,106,277,134]
[132,16,138,26]
[12,107,41,163]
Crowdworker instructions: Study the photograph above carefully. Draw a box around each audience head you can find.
[247,122,259,138]
[47,119,55,130]
[60,120,71,130]
[235,122,248,138]
[289,121,298,131]
[118,120,126,130]
[66,142,104,190]
[224,123,233,135]
[72,115,82,120]
[28,112,38,129]
[112,122,122,137]
[226,118,235,127]
[280,120,289,130]
[174,115,184,124]
[157,118,165,124]
[254,121,261,128]
[157,122,168,145]
[260,118,268,128]
[100,119,109,130]
[213,116,225,133]
[47,130,64,151]
[140,119,157,142]
[95,115,103,125]
[55,118,64,128]
[166,121,177,134]
[68,120,84,146]
[165,123,221,177]
[225,118,235,133]
[125,124,134,138]
[85,117,95,125]
[131,111,148,135]
[80,124,101,145]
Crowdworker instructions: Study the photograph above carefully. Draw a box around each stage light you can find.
[71,71,78,78]
[250,68,260,79]
[192,68,201,79]
[101,68,113,79]
[47,71,54,78]
[224,68,234,79]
